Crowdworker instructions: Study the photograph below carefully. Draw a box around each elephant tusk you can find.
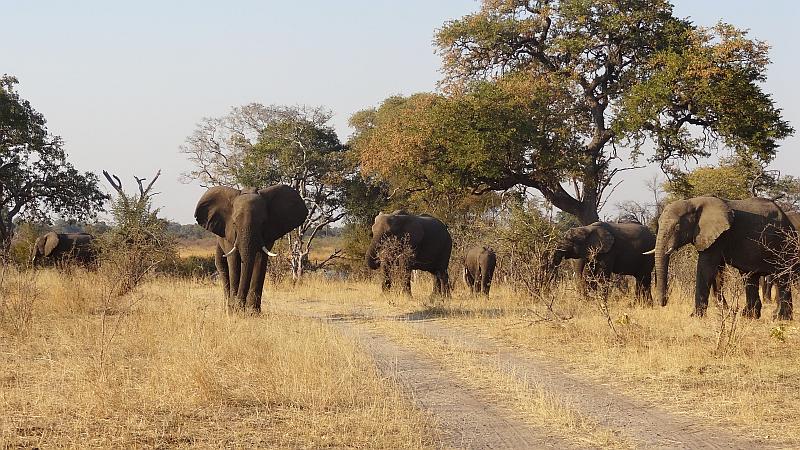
[222,239,237,258]
[665,247,674,256]
[642,249,656,255]
[262,246,278,257]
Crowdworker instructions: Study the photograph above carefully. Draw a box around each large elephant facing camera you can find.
[552,221,655,303]
[31,232,96,266]
[366,210,452,297]
[652,196,796,320]
[195,185,308,313]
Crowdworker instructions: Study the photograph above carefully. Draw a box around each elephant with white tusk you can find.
[652,196,797,319]
[194,185,308,314]
[552,221,656,304]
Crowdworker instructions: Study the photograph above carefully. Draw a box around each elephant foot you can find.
[690,307,707,318]
[741,307,761,319]
[773,308,793,321]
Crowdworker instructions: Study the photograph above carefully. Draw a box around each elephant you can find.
[31,232,96,266]
[759,210,800,303]
[552,221,655,303]
[365,210,452,297]
[194,185,308,313]
[463,245,497,296]
[652,196,796,320]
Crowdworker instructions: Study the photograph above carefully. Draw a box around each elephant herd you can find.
[191,184,800,321]
[28,184,800,323]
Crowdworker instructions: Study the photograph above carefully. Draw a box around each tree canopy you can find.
[181,104,354,277]
[0,75,106,250]
[353,0,793,225]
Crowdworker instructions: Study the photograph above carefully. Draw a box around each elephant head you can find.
[365,211,423,270]
[653,196,733,306]
[195,185,307,306]
[31,231,60,265]
[552,222,615,268]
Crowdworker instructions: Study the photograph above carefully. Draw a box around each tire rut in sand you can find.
[401,318,778,450]
[329,319,576,449]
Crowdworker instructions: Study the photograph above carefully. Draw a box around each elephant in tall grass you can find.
[195,185,307,313]
[552,221,655,303]
[463,245,496,296]
[31,232,96,266]
[652,196,796,319]
[365,210,452,297]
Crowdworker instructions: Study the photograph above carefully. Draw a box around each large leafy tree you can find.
[357,0,793,225]
[665,156,800,209]
[0,75,106,252]
[181,104,352,278]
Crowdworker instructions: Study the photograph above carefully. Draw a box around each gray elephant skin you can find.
[759,210,800,303]
[195,185,308,313]
[365,210,452,297]
[31,231,96,266]
[654,196,796,319]
[553,221,655,303]
[463,245,496,296]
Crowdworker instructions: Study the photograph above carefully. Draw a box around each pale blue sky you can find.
[3,1,798,223]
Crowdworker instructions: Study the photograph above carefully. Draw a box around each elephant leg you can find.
[227,252,243,311]
[694,252,723,317]
[214,246,231,300]
[246,252,268,313]
[381,264,392,292]
[741,273,762,319]
[403,269,412,296]
[641,273,654,306]
[441,269,451,297]
[712,266,727,310]
[474,267,483,294]
[773,275,793,321]
[464,269,476,295]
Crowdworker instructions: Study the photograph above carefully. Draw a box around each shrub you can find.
[99,171,177,296]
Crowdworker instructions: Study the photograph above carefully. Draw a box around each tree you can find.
[664,155,800,210]
[100,170,176,296]
[181,104,352,278]
[357,0,792,225]
[0,75,106,252]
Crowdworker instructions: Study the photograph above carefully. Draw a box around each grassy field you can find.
[3,261,799,447]
[271,272,800,446]
[0,267,435,448]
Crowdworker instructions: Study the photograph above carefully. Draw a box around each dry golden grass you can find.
[273,272,800,446]
[0,267,436,448]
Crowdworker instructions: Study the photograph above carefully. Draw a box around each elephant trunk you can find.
[235,231,264,307]
[655,240,669,307]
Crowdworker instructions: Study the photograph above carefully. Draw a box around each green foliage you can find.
[352,0,792,226]
[664,156,800,208]
[0,75,106,251]
[165,255,216,279]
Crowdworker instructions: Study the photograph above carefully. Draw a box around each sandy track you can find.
[402,318,773,449]
[281,301,777,449]
[335,321,573,449]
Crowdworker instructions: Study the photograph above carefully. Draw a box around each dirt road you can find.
[280,300,776,449]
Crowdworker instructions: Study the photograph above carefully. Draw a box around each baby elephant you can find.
[463,246,497,296]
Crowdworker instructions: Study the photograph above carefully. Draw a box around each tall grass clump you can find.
[377,235,415,296]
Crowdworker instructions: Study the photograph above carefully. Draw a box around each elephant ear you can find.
[195,186,240,238]
[388,214,424,247]
[588,224,615,254]
[258,185,309,242]
[43,232,60,257]
[695,197,734,251]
